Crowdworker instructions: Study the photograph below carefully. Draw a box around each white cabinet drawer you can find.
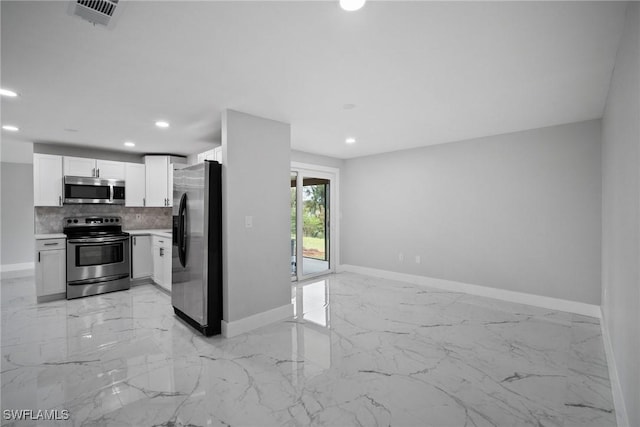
[36,238,66,251]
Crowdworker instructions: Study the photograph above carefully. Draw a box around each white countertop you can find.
[35,233,66,239]
[35,230,172,240]
[125,229,172,238]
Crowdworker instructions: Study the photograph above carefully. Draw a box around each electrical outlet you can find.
[415,255,421,264]
[398,252,404,262]
[245,215,253,228]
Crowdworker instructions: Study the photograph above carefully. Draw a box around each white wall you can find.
[342,119,602,304]
[601,3,639,426]
[0,141,35,269]
[34,142,145,163]
[1,140,33,164]
[0,163,34,268]
[222,110,291,324]
[291,149,344,170]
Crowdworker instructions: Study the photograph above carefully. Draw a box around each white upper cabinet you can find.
[213,146,222,163]
[125,163,146,207]
[34,154,63,207]
[63,156,125,179]
[167,163,174,207]
[35,153,184,208]
[195,147,222,164]
[63,157,126,179]
[145,156,169,207]
[63,156,96,177]
[96,160,126,179]
[144,155,186,207]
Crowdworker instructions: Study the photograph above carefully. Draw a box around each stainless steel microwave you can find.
[63,176,125,205]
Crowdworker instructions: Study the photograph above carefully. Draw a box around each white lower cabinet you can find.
[129,232,172,292]
[152,235,172,292]
[35,238,66,302]
[131,235,152,279]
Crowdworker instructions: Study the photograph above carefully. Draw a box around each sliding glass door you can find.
[291,172,298,278]
[301,177,329,276]
[291,167,336,280]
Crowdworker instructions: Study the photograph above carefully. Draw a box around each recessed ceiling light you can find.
[0,88,18,97]
[2,125,19,132]
[155,121,170,128]
[343,104,356,110]
[345,137,356,144]
[340,0,366,11]
[124,141,135,147]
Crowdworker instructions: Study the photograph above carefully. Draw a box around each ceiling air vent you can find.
[71,0,120,27]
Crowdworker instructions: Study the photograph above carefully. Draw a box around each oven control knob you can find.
[115,219,119,222]
[67,219,72,223]
[73,219,78,223]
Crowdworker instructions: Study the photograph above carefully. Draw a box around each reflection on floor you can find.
[1,272,616,426]
[291,257,329,277]
[301,257,329,276]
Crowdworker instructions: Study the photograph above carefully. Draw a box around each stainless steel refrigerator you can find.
[172,160,223,336]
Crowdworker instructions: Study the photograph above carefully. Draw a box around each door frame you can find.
[291,162,340,281]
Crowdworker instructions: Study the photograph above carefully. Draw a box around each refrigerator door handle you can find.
[178,192,188,267]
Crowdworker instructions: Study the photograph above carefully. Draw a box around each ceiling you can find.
[0,1,628,159]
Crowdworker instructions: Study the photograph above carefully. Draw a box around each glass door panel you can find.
[291,172,298,278]
[301,177,330,276]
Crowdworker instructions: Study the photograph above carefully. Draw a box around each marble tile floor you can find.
[1,272,616,427]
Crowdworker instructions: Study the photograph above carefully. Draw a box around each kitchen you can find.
[32,145,226,331]
[2,1,639,426]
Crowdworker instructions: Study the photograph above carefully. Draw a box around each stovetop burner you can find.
[63,216,126,238]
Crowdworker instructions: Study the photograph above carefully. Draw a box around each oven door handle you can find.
[68,236,129,244]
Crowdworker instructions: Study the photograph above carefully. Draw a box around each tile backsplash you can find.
[35,206,172,234]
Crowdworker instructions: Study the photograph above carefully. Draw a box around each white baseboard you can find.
[222,303,293,338]
[0,262,34,273]
[339,264,601,318]
[600,308,630,427]
[2,262,34,272]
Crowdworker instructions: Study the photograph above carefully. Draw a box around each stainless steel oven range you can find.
[64,216,130,299]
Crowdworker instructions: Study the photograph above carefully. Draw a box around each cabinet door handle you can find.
[59,195,62,206]
[133,236,136,245]
[97,168,100,177]
[38,252,41,262]
[44,242,58,246]
[143,198,146,207]
[92,167,95,177]
[159,248,164,257]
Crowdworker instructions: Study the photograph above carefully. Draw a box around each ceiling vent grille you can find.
[72,0,120,26]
